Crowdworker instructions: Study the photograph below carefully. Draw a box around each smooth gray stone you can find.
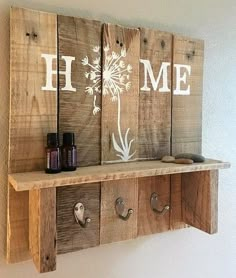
[175,153,205,162]
[161,155,175,163]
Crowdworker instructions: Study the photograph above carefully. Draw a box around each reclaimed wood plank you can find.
[100,178,138,244]
[170,174,187,230]
[101,23,140,163]
[9,159,230,191]
[138,175,170,236]
[58,15,102,167]
[7,7,57,263]
[139,28,172,160]
[57,183,100,254]
[172,36,204,155]
[182,170,218,234]
[29,188,56,273]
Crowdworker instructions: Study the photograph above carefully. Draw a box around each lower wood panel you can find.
[138,176,170,236]
[100,179,138,244]
[182,170,218,234]
[170,174,187,230]
[57,183,100,254]
[29,188,56,273]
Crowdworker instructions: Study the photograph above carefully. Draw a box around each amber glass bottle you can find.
[62,132,77,171]
[45,133,61,174]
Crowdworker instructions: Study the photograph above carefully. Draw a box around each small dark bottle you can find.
[62,132,77,171]
[45,133,61,174]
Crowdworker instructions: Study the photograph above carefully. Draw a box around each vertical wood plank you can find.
[58,15,102,167]
[170,174,187,230]
[172,36,204,155]
[29,188,56,273]
[182,170,218,234]
[101,24,140,163]
[8,7,57,263]
[100,179,138,244]
[138,176,170,236]
[139,28,172,160]
[57,183,100,254]
[7,185,29,263]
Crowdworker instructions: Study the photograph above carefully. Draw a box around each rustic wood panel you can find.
[9,159,230,191]
[8,7,57,263]
[100,178,138,244]
[138,175,170,236]
[101,24,140,163]
[172,36,204,155]
[182,170,218,234]
[57,183,100,254]
[170,174,187,230]
[58,15,102,167]
[7,185,29,263]
[29,188,56,273]
[139,28,172,160]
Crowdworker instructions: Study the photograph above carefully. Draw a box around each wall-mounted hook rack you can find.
[150,192,170,215]
[74,202,91,228]
[115,197,133,221]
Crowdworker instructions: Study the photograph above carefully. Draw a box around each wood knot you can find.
[161,40,165,49]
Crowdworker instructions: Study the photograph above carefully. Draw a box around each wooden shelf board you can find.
[9,159,230,192]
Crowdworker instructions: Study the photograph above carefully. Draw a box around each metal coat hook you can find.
[150,192,170,215]
[115,197,133,221]
[74,202,91,228]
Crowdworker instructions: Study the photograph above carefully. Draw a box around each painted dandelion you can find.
[81,46,101,115]
[82,44,136,161]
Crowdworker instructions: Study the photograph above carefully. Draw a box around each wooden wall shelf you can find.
[7,7,231,274]
[9,159,230,191]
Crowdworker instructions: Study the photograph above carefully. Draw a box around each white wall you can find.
[0,0,236,277]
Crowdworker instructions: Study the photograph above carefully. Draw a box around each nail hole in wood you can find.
[192,50,195,55]
[46,256,49,261]
[161,40,165,49]
[120,42,123,47]
[144,38,147,44]
[116,40,119,44]
[33,33,38,38]
[26,32,30,36]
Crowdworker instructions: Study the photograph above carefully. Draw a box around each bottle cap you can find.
[63,132,75,146]
[47,133,59,147]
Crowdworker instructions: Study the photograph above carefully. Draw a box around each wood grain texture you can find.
[57,183,100,254]
[138,176,170,236]
[139,28,172,160]
[8,7,57,263]
[29,188,56,273]
[101,24,140,163]
[100,178,138,244]
[58,15,102,167]
[182,170,218,234]
[172,36,204,155]
[9,159,230,191]
[7,185,29,263]
[170,174,187,230]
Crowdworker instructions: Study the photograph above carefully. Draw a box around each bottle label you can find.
[46,149,60,170]
[62,148,77,168]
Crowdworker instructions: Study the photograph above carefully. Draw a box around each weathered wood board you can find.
[57,183,100,254]
[182,170,218,234]
[139,28,172,160]
[8,7,57,263]
[138,176,170,236]
[101,23,140,164]
[172,36,204,155]
[170,174,187,230]
[29,188,56,273]
[100,178,138,244]
[58,15,102,167]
